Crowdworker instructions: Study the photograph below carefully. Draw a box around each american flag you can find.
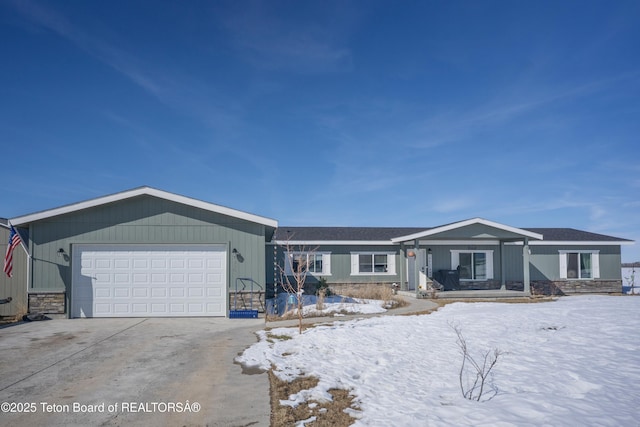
[3,225,21,278]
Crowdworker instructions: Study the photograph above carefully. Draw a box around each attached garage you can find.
[72,244,227,318]
[9,187,277,318]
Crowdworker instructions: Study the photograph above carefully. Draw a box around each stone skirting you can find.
[322,280,622,296]
[531,280,622,295]
[28,292,66,314]
[229,291,266,312]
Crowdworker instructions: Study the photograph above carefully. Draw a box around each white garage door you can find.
[71,244,227,318]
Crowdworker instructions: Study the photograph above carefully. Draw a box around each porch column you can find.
[400,243,406,291]
[523,237,530,295]
[414,240,420,297]
[500,241,506,290]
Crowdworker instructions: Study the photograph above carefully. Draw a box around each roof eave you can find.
[10,186,278,228]
[391,217,544,243]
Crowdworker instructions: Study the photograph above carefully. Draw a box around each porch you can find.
[392,218,545,298]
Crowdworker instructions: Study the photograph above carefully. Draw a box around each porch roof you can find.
[391,218,543,243]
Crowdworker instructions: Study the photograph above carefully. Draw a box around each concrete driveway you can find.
[0,317,270,427]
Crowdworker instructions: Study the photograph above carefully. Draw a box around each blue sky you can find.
[1,0,638,261]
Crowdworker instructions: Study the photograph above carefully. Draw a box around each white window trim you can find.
[284,252,331,276]
[350,252,396,276]
[450,250,494,281]
[558,250,600,280]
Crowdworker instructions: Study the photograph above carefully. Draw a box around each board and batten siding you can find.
[28,196,268,301]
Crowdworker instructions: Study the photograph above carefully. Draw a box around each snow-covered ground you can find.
[238,295,640,426]
[266,293,388,317]
[300,299,388,317]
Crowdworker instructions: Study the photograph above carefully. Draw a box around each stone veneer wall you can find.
[28,292,65,314]
[322,280,622,296]
[531,280,622,295]
[229,291,266,312]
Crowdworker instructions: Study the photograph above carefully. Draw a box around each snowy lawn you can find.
[301,299,388,317]
[267,293,390,318]
[238,295,640,426]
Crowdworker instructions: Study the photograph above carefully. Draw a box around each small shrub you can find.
[315,277,332,297]
[451,323,503,402]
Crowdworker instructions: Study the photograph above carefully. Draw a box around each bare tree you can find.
[277,239,317,334]
[451,323,503,402]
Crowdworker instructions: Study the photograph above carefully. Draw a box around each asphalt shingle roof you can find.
[273,227,428,241]
[522,228,631,242]
[274,226,631,242]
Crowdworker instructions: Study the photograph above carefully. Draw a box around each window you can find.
[351,252,396,275]
[451,250,494,280]
[559,251,599,279]
[286,252,330,276]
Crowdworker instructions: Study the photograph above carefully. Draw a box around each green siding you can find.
[523,245,622,281]
[269,244,402,285]
[268,242,624,288]
[28,195,268,308]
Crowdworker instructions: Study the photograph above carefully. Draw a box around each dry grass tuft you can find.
[339,284,407,309]
[269,372,358,427]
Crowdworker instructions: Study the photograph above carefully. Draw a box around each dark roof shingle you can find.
[274,226,631,243]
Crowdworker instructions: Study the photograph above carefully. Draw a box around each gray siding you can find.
[0,226,28,318]
[269,244,402,285]
[269,242,624,289]
[28,196,268,308]
[526,245,622,281]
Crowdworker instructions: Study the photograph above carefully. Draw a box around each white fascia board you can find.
[417,239,501,245]
[10,186,278,228]
[505,241,634,246]
[270,240,396,246]
[391,217,543,243]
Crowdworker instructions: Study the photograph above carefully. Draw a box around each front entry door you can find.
[407,249,426,291]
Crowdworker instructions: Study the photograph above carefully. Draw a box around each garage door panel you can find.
[95,259,112,269]
[132,303,147,313]
[170,273,185,283]
[207,303,222,313]
[208,273,223,283]
[95,304,112,314]
[151,273,167,283]
[114,259,130,269]
[207,287,222,297]
[72,245,227,318]
[151,288,166,297]
[188,274,204,284]
[170,303,185,313]
[114,287,130,298]
[170,288,185,297]
[132,288,148,298]
[95,287,111,298]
